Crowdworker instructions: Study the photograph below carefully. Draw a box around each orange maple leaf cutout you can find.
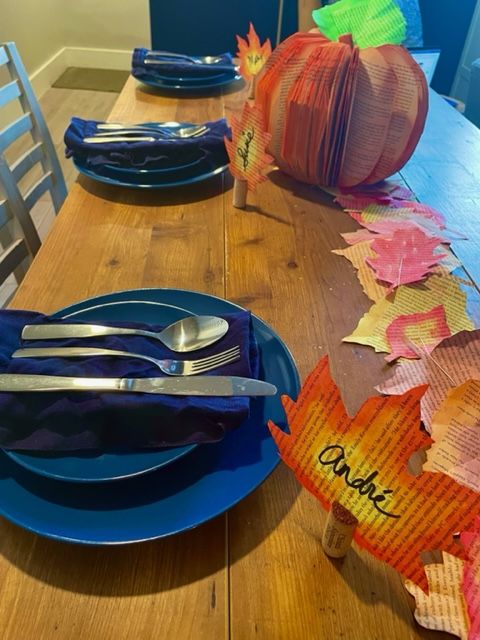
[365,226,446,290]
[461,517,480,639]
[236,22,272,81]
[268,356,480,590]
[224,102,273,192]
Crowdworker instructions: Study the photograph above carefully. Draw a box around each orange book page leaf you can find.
[365,226,446,290]
[405,552,470,639]
[376,330,480,432]
[424,381,480,492]
[224,102,273,192]
[236,22,272,81]
[461,517,480,639]
[268,356,480,590]
[385,305,451,362]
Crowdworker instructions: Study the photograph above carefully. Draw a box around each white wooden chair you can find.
[0,41,67,301]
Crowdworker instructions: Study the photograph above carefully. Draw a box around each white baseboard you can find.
[65,47,132,71]
[30,47,68,98]
[29,46,132,97]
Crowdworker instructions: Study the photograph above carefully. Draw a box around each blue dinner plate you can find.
[74,157,228,190]
[136,73,243,92]
[5,301,198,482]
[0,288,300,544]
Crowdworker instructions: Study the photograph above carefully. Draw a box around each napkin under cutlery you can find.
[64,117,230,170]
[131,47,236,81]
[0,309,258,451]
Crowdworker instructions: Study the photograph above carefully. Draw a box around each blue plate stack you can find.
[0,289,300,544]
[131,48,242,92]
[65,117,231,189]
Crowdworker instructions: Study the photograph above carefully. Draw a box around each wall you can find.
[0,0,66,74]
[0,0,150,82]
[64,1,150,52]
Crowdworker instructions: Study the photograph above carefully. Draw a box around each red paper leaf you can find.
[385,305,451,362]
[268,356,480,590]
[365,226,446,289]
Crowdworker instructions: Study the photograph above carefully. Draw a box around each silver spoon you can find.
[146,52,224,64]
[21,316,230,353]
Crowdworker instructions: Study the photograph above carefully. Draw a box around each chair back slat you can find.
[5,43,67,212]
[0,41,67,295]
[0,156,41,255]
[0,46,8,67]
[10,142,44,182]
[0,199,9,228]
[0,80,21,109]
[0,238,29,284]
[24,172,53,212]
[0,112,33,155]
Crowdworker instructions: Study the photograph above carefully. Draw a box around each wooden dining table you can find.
[1,73,479,640]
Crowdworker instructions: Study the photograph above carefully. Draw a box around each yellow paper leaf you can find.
[405,552,470,640]
[424,380,480,492]
[343,274,474,353]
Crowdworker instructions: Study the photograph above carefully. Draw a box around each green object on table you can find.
[312,0,406,48]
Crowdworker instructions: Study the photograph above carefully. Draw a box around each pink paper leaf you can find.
[365,226,446,290]
[385,305,451,362]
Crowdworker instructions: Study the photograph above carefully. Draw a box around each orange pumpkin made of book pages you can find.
[256,31,428,188]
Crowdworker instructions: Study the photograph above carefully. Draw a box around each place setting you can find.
[130,47,242,92]
[64,116,231,189]
[0,288,300,544]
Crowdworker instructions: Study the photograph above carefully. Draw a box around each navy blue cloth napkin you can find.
[131,48,235,81]
[64,117,230,169]
[0,309,258,451]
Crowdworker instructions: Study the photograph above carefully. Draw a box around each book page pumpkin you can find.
[256,24,428,187]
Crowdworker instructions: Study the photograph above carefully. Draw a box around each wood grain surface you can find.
[2,74,476,639]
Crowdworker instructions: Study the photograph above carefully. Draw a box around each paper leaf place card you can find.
[236,22,272,98]
[224,102,273,209]
[268,356,480,590]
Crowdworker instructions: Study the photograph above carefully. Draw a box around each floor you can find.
[1,86,119,305]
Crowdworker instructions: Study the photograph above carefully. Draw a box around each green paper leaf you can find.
[312,0,406,48]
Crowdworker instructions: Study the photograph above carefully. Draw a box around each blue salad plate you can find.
[136,72,243,92]
[0,288,300,544]
[74,157,228,190]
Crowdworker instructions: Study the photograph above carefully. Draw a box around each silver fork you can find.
[12,345,241,376]
[145,52,224,65]
[83,126,209,144]
[96,123,209,137]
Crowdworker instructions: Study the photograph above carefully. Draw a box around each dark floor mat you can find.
[53,67,129,92]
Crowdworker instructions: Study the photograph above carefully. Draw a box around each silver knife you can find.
[0,374,277,396]
[83,136,156,144]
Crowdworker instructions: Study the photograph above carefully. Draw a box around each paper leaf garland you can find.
[236,23,272,81]
[268,356,480,590]
[312,0,406,48]
[343,274,474,353]
[385,305,451,362]
[405,552,470,640]
[376,330,480,432]
[224,103,273,192]
[365,226,446,290]
[461,518,480,640]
